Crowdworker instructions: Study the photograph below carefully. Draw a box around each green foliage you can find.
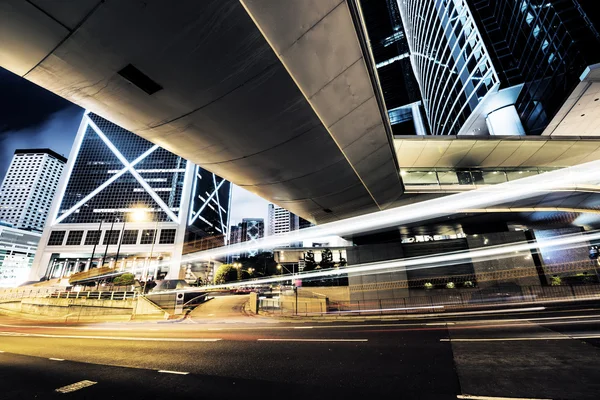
[214,264,238,284]
[113,273,135,286]
[302,250,318,272]
[550,275,562,286]
[446,282,455,289]
[463,281,474,288]
[424,282,433,290]
[319,248,335,269]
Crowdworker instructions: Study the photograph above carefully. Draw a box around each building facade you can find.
[267,204,299,236]
[29,112,230,283]
[0,224,41,287]
[365,0,600,137]
[0,149,66,231]
[184,166,232,253]
[470,0,600,135]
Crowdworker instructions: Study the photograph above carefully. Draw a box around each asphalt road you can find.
[1,296,600,399]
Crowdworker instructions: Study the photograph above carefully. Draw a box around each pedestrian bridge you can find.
[0,0,402,223]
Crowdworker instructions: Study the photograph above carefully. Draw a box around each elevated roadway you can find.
[0,0,402,223]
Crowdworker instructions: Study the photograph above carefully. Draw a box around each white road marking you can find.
[426,323,455,326]
[0,323,132,331]
[49,358,64,361]
[158,370,189,375]
[441,334,600,342]
[0,332,221,342]
[257,338,368,342]
[293,326,314,329]
[457,395,552,400]
[435,307,545,317]
[55,380,97,394]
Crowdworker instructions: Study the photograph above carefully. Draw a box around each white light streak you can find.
[176,160,600,264]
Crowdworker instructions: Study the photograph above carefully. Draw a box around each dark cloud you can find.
[0,67,83,179]
[0,67,80,133]
[0,107,84,179]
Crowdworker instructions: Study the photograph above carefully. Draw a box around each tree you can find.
[302,250,318,272]
[319,248,335,269]
[214,264,238,284]
[113,273,135,286]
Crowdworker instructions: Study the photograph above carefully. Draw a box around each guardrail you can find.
[259,284,600,316]
[0,287,137,302]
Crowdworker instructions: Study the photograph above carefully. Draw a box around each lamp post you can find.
[89,220,103,270]
[114,217,128,271]
[129,208,159,294]
[100,216,117,268]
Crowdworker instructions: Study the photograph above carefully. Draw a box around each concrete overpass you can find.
[0,0,402,223]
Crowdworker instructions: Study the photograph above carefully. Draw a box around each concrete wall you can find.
[0,296,166,319]
[347,242,408,302]
[297,287,350,302]
[467,231,541,288]
[249,292,259,314]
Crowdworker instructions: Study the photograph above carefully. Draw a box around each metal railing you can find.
[258,284,600,316]
[0,287,137,302]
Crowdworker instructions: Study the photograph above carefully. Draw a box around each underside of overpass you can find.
[0,0,403,224]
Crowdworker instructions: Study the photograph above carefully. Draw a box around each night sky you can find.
[0,67,268,222]
[0,67,83,179]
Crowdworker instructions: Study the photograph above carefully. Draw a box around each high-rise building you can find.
[229,224,242,245]
[29,112,231,282]
[0,149,66,232]
[364,0,600,136]
[397,0,503,136]
[184,166,232,253]
[469,0,600,135]
[227,219,265,257]
[360,0,429,135]
[267,204,299,236]
[0,223,41,288]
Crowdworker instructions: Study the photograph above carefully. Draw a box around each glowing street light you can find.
[130,208,148,222]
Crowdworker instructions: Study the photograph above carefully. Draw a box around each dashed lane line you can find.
[55,380,97,394]
[158,370,189,375]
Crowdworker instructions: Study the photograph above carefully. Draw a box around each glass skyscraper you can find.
[397,0,500,135]
[362,0,600,136]
[30,112,231,282]
[470,0,600,135]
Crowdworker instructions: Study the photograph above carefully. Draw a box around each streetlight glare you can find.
[130,208,148,222]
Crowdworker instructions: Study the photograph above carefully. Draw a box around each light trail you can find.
[154,230,600,294]
[178,159,600,262]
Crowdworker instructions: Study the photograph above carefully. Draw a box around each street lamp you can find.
[129,207,159,293]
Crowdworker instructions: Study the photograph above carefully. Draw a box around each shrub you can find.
[113,273,135,286]
[214,264,238,284]
[550,275,562,286]
[463,281,474,288]
[446,282,455,289]
[424,282,433,290]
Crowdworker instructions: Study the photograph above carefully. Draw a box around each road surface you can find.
[1,297,600,399]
